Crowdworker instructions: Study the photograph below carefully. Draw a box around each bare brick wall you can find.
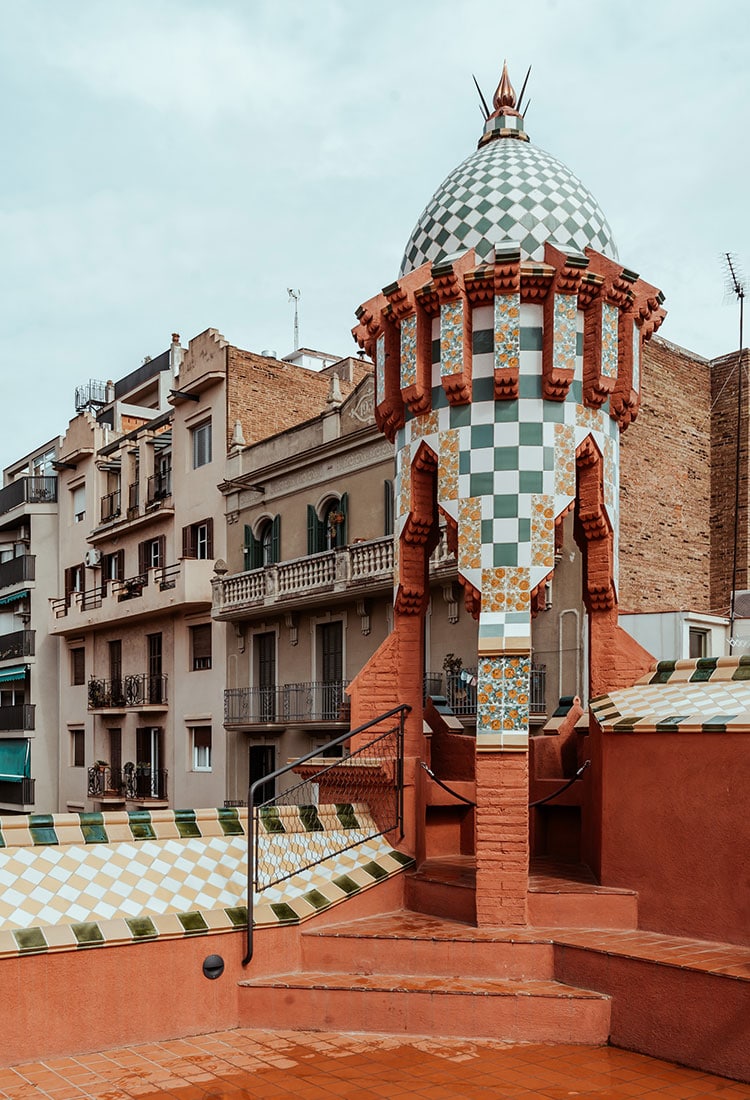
[709,350,750,613]
[618,337,712,613]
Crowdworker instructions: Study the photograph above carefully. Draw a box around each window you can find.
[384,480,394,536]
[307,494,348,555]
[101,550,124,594]
[71,648,85,686]
[71,729,85,768]
[137,535,165,575]
[182,519,214,560]
[135,726,165,798]
[71,484,86,523]
[192,421,212,469]
[244,515,280,569]
[190,623,212,671]
[689,628,708,659]
[147,633,164,702]
[192,727,212,771]
[64,564,85,607]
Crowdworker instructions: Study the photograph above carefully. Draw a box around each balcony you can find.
[424,665,547,718]
[87,674,168,711]
[0,555,35,590]
[127,482,139,519]
[124,764,168,802]
[225,681,351,726]
[147,470,172,506]
[0,705,35,731]
[0,477,56,519]
[100,489,121,523]
[50,559,214,634]
[0,630,34,661]
[87,765,125,800]
[0,777,35,808]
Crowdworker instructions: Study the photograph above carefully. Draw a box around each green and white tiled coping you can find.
[0,805,412,957]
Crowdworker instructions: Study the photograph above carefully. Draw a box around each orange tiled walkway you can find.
[1,1029,748,1099]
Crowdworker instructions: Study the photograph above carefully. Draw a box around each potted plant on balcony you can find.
[442,653,466,708]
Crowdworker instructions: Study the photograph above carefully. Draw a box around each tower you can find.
[350,63,665,925]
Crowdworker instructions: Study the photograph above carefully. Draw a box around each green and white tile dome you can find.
[399,100,617,275]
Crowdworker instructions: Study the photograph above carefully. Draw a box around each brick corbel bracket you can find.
[585,251,666,430]
[382,279,432,418]
[542,242,589,401]
[575,436,615,612]
[433,252,475,407]
[353,295,405,443]
[395,444,439,616]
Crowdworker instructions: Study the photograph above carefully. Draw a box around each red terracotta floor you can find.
[0,1029,748,1099]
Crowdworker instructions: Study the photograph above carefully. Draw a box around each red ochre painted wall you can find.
[595,727,750,947]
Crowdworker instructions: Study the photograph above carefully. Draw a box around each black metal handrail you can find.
[243,702,409,967]
[87,674,168,709]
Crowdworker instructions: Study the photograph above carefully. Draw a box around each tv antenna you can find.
[288,288,300,351]
[723,252,746,652]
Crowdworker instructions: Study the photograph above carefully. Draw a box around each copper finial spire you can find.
[491,60,521,118]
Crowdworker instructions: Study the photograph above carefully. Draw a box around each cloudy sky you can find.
[1,0,748,472]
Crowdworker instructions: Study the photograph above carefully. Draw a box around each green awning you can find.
[0,739,30,781]
[0,590,28,606]
[0,666,27,683]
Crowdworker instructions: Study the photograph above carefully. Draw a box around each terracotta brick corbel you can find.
[457,572,482,619]
[493,242,522,400]
[354,293,405,442]
[383,280,432,418]
[542,243,588,401]
[575,436,615,611]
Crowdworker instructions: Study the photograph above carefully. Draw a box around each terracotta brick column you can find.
[474,752,529,926]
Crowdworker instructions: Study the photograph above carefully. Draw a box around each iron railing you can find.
[243,702,409,966]
[0,477,56,518]
[87,765,124,798]
[75,379,109,411]
[123,763,168,801]
[225,681,351,725]
[52,563,183,618]
[87,674,168,709]
[0,554,35,590]
[0,705,34,731]
[424,664,547,716]
[0,777,35,805]
[147,470,172,505]
[127,482,139,518]
[100,489,121,523]
[0,629,34,661]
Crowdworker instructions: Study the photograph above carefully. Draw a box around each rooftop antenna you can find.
[472,74,491,120]
[287,288,300,351]
[723,252,745,652]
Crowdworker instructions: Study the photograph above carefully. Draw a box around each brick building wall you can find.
[618,337,712,613]
[709,349,750,613]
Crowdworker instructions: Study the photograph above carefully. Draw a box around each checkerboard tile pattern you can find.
[591,658,750,732]
[400,133,617,275]
[0,807,413,957]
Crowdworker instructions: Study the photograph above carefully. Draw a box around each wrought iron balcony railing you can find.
[100,489,121,523]
[87,765,125,798]
[123,764,168,801]
[127,482,139,519]
[52,564,184,618]
[87,674,168,710]
[0,477,56,518]
[147,470,172,505]
[0,705,35,731]
[423,665,547,717]
[225,680,351,725]
[0,554,35,590]
[0,630,34,661]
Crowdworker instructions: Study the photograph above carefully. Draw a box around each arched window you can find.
[307,494,348,554]
[260,520,274,565]
[243,515,281,570]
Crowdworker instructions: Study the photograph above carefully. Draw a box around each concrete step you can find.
[302,910,555,980]
[528,864,638,929]
[404,856,477,923]
[238,970,611,1044]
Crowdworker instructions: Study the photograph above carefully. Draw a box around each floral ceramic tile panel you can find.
[554,423,576,497]
[476,655,530,735]
[601,301,619,379]
[458,496,482,571]
[554,294,577,372]
[505,567,530,614]
[400,314,417,390]
[481,567,506,612]
[438,428,459,500]
[632,321,641,392]
[531,494,555,568]
[376,334,386,406]
[397,444,411,517]
[440,301,464,377]
[494,293,520,372]
[413,408,440,441]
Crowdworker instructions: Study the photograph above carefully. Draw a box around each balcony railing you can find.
[87,765,125,798]
[0,630,34,661]
[100,489,121,523]
[52,563,187,619]
[127,482,139,519]
[424,665,547,717]
[0,705,35,731]
[147,470,172,505]
[0,777,35,806]
[0,477,56,518]
[0,554,35,590]
[87,674,168,710]
[124,764,168,801]
[225,680,351,725]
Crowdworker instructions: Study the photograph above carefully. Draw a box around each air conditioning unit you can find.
[84,548,102,568]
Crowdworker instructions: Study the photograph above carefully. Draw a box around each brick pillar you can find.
[474,751,529,926]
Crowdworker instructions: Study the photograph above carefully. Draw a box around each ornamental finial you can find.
[491,60,521,118]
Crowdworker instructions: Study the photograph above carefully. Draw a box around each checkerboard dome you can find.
[399,133,618,275]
